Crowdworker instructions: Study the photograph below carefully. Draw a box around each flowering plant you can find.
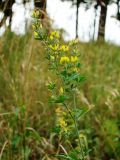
[32,10,90,160]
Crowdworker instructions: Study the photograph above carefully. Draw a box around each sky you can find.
[47,0,120,45]
[0,0,120,45]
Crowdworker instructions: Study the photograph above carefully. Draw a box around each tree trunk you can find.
[98,1,107,39]
[93,6,98,40]
[76,0,79,38]
[0,0,15,28]
[117,0,120,20]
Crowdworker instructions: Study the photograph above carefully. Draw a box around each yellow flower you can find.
[55,107,68,133]
[50,35,54,40]
[49,44,59,51]
[60,45,69,52]
[59,87,64,94]
[69,39,79,46]
[50,31,60,39]
[71,56,78,63]
[34,31,39,38]
[59,117,67,128]
[60,56,70,64]
[32,11,36,18]
[32,10,39,18]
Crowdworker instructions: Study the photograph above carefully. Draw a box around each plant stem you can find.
[73,93,84,160]
[63,99,84,160]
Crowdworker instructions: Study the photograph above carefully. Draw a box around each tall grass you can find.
[0,30,120,159]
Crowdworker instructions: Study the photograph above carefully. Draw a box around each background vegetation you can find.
[0,29,120,159]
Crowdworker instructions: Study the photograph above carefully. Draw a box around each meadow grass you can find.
[0,30,120,159]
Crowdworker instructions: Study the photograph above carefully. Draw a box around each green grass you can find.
[0,30,120,160]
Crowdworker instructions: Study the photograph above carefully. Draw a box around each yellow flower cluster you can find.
[60,45,69,52]
[50,31,60,40]
[59,117,67,129]
[59,87,64,94]
[60,56,70,64]
[60,56,78,64]
[71,56,78,63]
[55,107,67,133]
[49,44,59,51]
[32,10,40,18]
[34,31,39,38]
[69,39,79,46]
[32,23,42,30]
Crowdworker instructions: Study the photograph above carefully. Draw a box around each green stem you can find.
[73,93,84,160]
[63,100,84,160]
[63,103,75,123]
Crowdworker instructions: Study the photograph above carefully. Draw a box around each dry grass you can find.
[0,30,120,159]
